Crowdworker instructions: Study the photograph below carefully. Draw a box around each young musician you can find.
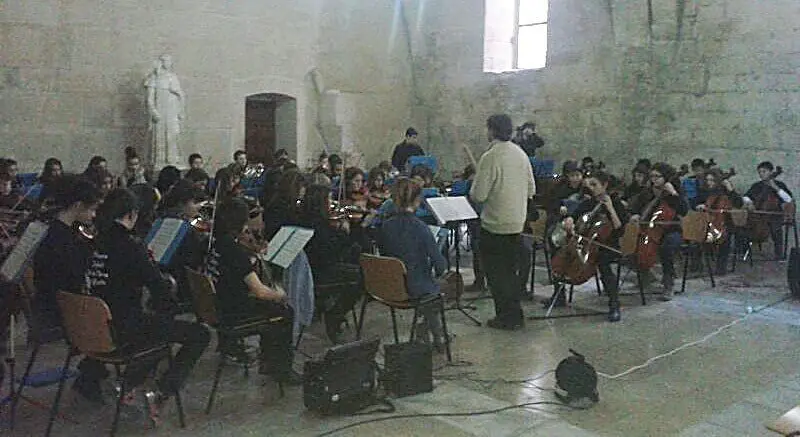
[207,197,299,383]
[377,178,447,351]
[366,167,390,209]
[470,114,536,330]
[682,158,706,208]
[391,127,425,172]
[0,158,21,195]
[188,153,204,170]
[184,167,210,192]
[561,171,628,322]
[301,184,363,343]
[540,161,586,306]
[159,179,209,304]
[233,150,248,168]
[85,155,108,173]
[0,173,27,210]
[742,161,793,259]
[623,162,651,206]
[84,167,115,197]
[155,165,182,198]
[37,157,63,206]
[33,175,103,401]
[695,169,743,275]
[118,148,150,188]
[263,170,306,239]
[85,188,210,408]
[214,166,242,201]
[628,163,688,300]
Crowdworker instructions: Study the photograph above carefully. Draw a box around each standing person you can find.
[118,147,150,188]
[390,128,424,172]
[512,122,545,157]
[188,153,204,170]
[470,114,536,330]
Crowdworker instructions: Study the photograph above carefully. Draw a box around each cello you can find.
[551,199,616,285]
[747,166,783,244]
[701,168,736,244]
[631,188,680,271]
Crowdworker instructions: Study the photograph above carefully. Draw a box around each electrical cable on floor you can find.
[313,400,579,437]
[597,294,793,380]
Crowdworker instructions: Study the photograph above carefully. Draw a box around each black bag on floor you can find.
[382,342,433,398]
[304,338,385,415]
[788,247,800,298]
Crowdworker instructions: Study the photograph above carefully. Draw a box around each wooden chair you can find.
[355,254,452,362]
[184,268,285,415]
[527,209,553,287]
[679,212,716,294]
[49,292,185,437]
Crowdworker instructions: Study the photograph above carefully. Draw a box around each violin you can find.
[551,196,616,285]
[748,166,784,244]
[76,222,97,241]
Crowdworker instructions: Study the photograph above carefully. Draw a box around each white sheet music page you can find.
[267,226,315,269]
[426,197,478,225]
[147,218,185,264]
[0,221,48,283]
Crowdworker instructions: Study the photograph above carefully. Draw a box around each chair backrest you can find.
[528,209,548,242]
[184,268,220,326]
[359,254,410,303]
[682,211,710,243]
[56,292,114,354]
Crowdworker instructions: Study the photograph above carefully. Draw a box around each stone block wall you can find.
[1,0,415,173]
[413,0,800,190]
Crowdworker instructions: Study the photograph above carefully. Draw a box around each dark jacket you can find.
[161,210,208,304]
[33,220,94,329]
[377,212,445,298]
[391,142,424,171]
[546,180,586,226]
[570,195,630,245]
[205,234,257,321]
[629,189,689,235]
[302,216,355,278]
[85,222,174,341]
[744,180,793,207]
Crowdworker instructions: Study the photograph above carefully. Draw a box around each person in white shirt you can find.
[470,114,536,330]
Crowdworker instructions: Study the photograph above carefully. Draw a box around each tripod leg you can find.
[45,351,74,437]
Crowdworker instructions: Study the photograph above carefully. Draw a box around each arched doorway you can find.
[245,93,297,166]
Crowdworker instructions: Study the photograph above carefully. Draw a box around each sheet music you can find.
[0,221,48,283]
[426,196,478,225]
[267,226,315,269]
[146,218,186,264]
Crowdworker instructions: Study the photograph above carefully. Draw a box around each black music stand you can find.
[426,197,482,326]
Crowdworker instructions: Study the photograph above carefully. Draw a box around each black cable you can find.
[314,400,578,437]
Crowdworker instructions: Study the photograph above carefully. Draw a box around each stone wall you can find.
[1,0,415,172]
[414,0,800,190]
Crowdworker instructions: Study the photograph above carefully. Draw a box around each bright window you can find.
[483,0,549,73]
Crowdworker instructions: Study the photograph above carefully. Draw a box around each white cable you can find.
[597,295,792,380]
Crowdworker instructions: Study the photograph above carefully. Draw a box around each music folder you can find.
[0,221,48,284]
[145,218,191,266]
[425,196,478,226]
[263,226,315,269]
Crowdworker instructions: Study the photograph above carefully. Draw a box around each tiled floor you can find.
[3,248,799,436]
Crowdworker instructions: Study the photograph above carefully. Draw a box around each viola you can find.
[748,166,783,244]
[551,197,616,285]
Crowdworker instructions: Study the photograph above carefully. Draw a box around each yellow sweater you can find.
[469,140,536,234]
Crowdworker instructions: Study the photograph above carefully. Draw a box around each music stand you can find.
[425,197,482,326]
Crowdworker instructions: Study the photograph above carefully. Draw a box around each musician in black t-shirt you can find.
[207,198,299,384]
[85,188,210,409]
[561,171,628,322]
[32,176,104,402]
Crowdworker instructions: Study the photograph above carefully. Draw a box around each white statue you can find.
[144,54,185,168]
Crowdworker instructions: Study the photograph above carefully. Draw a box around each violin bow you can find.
[206,182,221,254]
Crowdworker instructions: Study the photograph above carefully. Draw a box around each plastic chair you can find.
[184,268,285,414]
[49,292,185,437]
[355,254,452,362]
